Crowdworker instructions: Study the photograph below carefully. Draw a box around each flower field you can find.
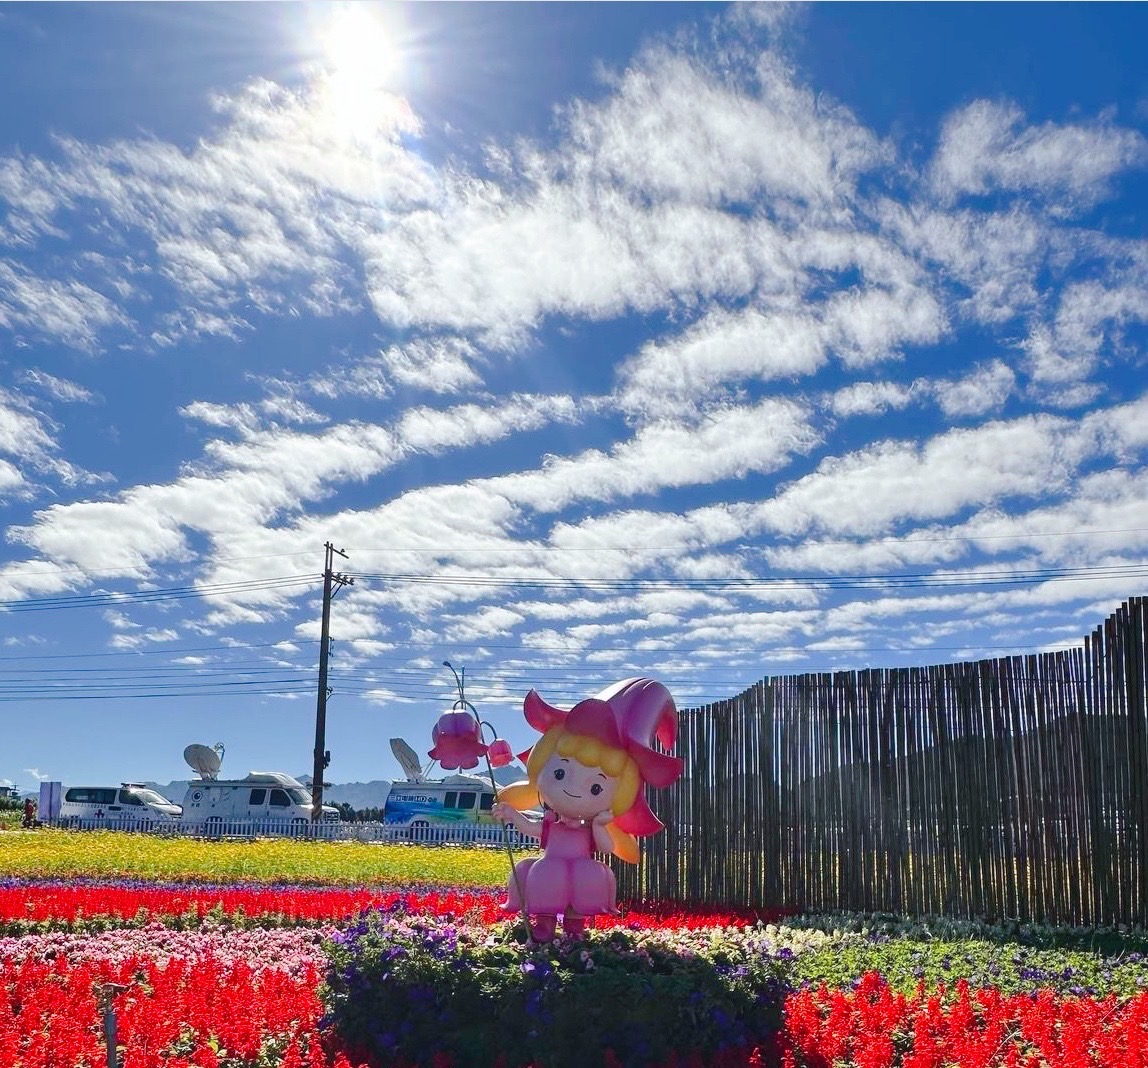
[0,829,1146,1066]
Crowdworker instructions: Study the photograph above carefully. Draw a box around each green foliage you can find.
[786,911,1148,999]
[784,909,1148,955]
[323,910,788,1068]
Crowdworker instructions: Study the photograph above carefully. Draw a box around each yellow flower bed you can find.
[0,828,516,886]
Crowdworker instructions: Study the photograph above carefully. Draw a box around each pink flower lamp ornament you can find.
[486,738,514,768]
[427,709,487,771]
[491,677,685,942]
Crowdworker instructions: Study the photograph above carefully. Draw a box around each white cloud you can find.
[5,421,400,585]
[878,202,1048,325]
[534,393,1148,578]
[761,401,1148,540]
[0,458,23,493]
[301,337,488,402]
[491,397,818,513]
[617,270,944,419]
[934,359,1016,417]
[443,605,527,642]
[822,283,946,367]
[929,100,1147,206]
[1023,276,1148,395]
[618,305,828,417]
[103,609,141,631]
[761,458,1148,575]
[756,417,1073,538]
[181,401,264,435]
[397,394,581,455]
[828,380,917,418]
[0,259,127,349]
[109,626,179,649]
[19,369,95,403]
[0,77,435,347]
[563,47,884,207]
[381,337,484,395]
[0,388,56,459]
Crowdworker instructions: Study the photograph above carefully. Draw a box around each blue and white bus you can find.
[383,772,497,831]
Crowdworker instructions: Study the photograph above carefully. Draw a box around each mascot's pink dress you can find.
[504,811,617,917]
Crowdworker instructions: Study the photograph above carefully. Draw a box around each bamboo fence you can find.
[618,596,1148,926]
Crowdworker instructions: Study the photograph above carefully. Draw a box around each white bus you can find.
[383,773,497,831]
[178,771,340,828]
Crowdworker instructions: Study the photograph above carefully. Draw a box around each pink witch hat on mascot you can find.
[519,676,684,837]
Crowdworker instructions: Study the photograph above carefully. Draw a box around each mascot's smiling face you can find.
[537,752,619,821]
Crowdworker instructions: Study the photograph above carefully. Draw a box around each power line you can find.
[0,558,1139,618]
[0,574,316,613]
[0,684,315,702]
[343,526,1148,551]
[1,525,1142,584]
[354,561,1148,592]
[0,639,319,662]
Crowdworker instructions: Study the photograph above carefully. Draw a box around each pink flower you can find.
[428,711,487,770]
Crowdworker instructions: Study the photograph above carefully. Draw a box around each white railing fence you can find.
[44,816,533,848]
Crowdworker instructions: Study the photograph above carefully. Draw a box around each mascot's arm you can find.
[491,801,542,839]
[493,782,544,840]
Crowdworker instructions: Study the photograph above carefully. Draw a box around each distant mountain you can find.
[491,764,529,786]
[303,779,395,811]
[149,777,395,811]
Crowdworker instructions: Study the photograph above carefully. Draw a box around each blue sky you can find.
[0,2,1145,795]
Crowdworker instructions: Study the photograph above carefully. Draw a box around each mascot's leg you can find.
[569,859,617,917]
[528,914,557,942]
[504,858,537,911]
[563,912,587,938]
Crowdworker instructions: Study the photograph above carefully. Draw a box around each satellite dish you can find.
[184,743,224,780]
[390,738,427,782]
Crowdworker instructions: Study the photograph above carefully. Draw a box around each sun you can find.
[321,5,402,92]
[311,4,409,140]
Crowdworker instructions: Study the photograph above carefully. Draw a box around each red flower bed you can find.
[0,951,364,1068]
[4,881,1144,1067]
[3,948,1148,1067]
[0,882,502,925]
[781,972,1148,1068]
[0,880,780,930]
[0,941,775,1068]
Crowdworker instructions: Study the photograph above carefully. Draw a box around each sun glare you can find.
[314,5,407,140]
[322,6,401,91]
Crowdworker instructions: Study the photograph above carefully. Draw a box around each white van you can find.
[178,771,339,828]
[58,783,182,826]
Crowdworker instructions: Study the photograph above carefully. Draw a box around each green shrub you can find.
[323,908,788,1068]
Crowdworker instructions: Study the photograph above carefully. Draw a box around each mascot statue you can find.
[493,677,684,941]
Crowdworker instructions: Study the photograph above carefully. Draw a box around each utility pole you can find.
[312,541,352,822]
